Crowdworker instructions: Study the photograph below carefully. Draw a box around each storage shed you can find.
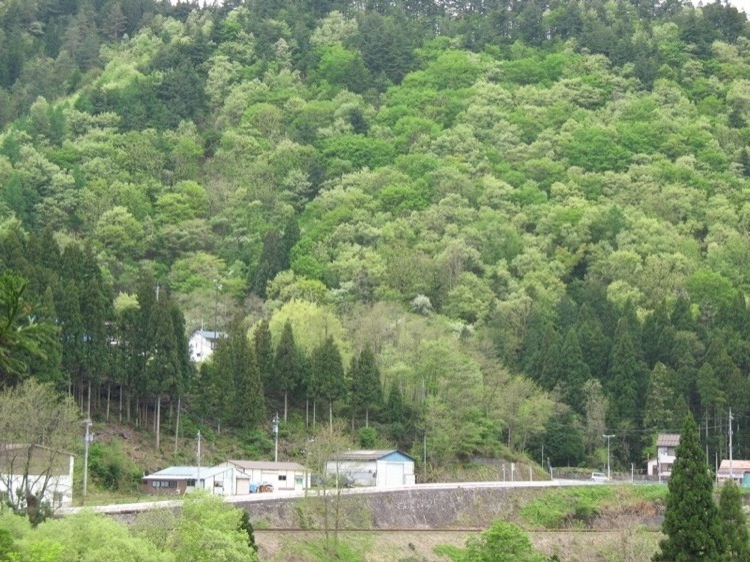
[219,460,309,493]
[326,449,415,487]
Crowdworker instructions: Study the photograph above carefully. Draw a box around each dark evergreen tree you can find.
[719,479,750,561]
[274,320,300,421]
[576,304,611,381]
[349,344,383,427]
[253,319,275,412]
[557,329,591,413]
[607,317,647,428]
[145,297,180,450]
[58,279,84,396]
[213,320,265,429]
[642,303,670,370]
[251,229,284,298]
[654,413,725,561]
[312,335,347,431]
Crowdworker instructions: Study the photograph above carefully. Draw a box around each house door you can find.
[383,462,404,486]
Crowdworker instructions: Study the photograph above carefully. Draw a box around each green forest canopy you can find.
[1,0,750,471]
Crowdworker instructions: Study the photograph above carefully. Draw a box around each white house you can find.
[189,330,226,363]
[142,465,235,496]
[220,460,309,493]
[717,459,750,487]
[0,444,75,508]
[647,433,680,481]
[326,449,416,487]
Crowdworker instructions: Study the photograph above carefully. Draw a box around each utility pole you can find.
[729,408,734,482]
[83,418,93,502]
[273,412,280,462]
[196,431,201,490]
[603,434,615,481]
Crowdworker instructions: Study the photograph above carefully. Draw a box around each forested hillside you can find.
[2,0,750,474]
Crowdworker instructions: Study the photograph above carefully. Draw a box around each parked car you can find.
[591,472,608,482]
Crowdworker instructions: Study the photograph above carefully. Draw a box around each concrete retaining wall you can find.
[233,486,551,529]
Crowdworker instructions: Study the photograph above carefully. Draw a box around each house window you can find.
[295,477,303,485]
[278,475,287,481]
[187,479,196,486]
[152,480,177,488]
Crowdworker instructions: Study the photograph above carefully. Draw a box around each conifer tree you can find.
[145,297,180,450]
[213,320,265,429]
[719,479,750,560]
[349,344,382,427]
[274,320,300,421]
[312,336,346,432]
[654,413,725,561]
[607,317,647,433]
[253,320,275,406]
[557,329,590,413]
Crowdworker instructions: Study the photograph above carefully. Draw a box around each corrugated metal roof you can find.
[329,449,414,462]
[227,460,307,471]
[142,465,231,480]
[191,330,226,340]
[656,434,680,447]
[718,460,750,472]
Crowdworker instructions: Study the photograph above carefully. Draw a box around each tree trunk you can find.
[329,401,333,433]
[106,383,111,421]
[284,392,288,422]
[156,394,161,450]
[306,399,309,429]
[119,385,123,423]
[313,400,317,427]
[365,408,369,428]
[174,395,181,456]
[87,380,92,419]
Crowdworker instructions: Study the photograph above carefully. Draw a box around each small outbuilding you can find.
[142,465,235,496]
[220,460,309,493]
[326,449,415,487]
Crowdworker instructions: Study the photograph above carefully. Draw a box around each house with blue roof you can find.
[325,449,415,487]
[141,465,235,495]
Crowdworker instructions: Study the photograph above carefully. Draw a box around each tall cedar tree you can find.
[350,344,382,427]
[607,317,647,438]
[253,320,275,408]
[312,335,346,432]
[213,321,265,429]
[251,218,299,299]
[719,479,750,560]
[274,320,300,421]
[654,413,725,561]
[145,297,180,450]
[79,244,111,415]
[557,329,590,414]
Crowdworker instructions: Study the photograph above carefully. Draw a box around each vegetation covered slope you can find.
[2,0,750,473]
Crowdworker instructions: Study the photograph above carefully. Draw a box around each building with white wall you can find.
[326,450,416,487]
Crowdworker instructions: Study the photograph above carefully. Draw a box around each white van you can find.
[591,472,608,482]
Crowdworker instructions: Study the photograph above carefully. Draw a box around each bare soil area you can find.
[254,527,661,562]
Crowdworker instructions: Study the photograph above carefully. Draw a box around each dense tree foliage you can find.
[0,493,259,561]
[654,414,725,561]
[2,0,750,475]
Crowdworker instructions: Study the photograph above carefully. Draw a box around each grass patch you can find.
[285,535,374,561]
[521,485,667,530]
[521,486,615,529]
